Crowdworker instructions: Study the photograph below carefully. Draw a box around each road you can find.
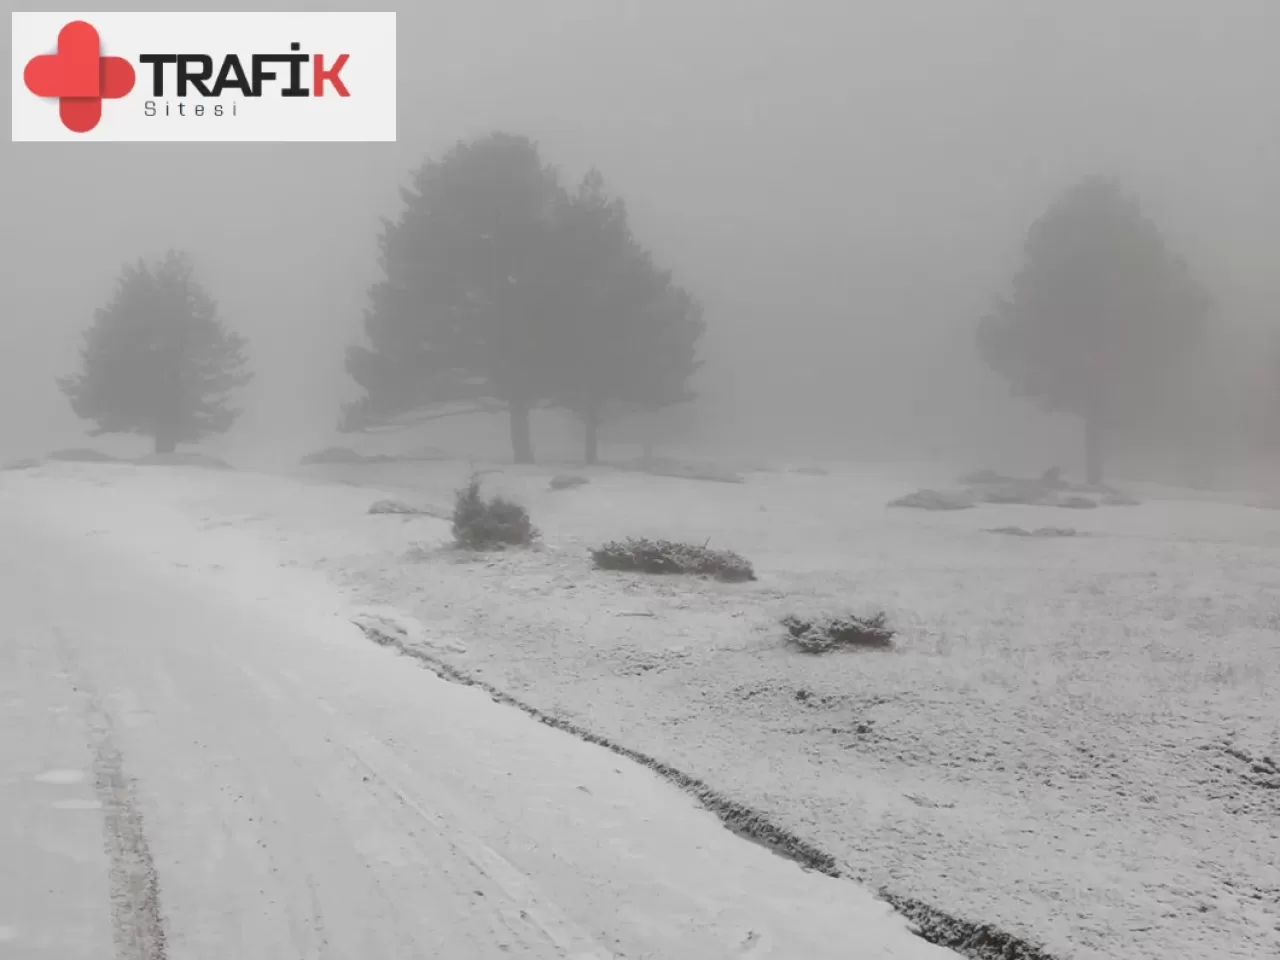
[0,483,953,959]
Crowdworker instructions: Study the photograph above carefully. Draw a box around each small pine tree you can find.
[57,250,252,453]
[451,474,537,549]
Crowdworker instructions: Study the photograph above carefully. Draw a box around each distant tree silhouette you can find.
[544,171,705,464]
[978,176,1210,484]
[57,250,251,453]
[342,132,565,463]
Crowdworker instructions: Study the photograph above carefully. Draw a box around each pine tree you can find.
[57,250,252,453]
[543,170,705,464]
[342,132,564,463]
[978,176,1209,484]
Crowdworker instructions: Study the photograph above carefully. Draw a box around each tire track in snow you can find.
[238,662,618,958]
[353,617,1060,960]
[52,626,168,960]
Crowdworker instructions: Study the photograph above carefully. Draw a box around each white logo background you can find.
[12,11,397,142]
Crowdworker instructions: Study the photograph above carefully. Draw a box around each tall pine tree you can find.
[343,132,565,463]
[58,250,252,453]
[978,176,1209,484]
[544,170,704,464]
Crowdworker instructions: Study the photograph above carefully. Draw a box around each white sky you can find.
[3,0,1277,462]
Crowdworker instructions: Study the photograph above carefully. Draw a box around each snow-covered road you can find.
[0,472,953,959]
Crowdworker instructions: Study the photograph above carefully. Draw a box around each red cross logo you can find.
[23,21,136,133]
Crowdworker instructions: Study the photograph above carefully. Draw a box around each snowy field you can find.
[4,457,1277,960]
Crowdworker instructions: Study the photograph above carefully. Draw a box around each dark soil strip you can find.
[92,712,169,960]
[53,630,168,960]
[353,621,1061,960]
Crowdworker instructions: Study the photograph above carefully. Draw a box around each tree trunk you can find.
[583,409,600,466]
[1083,413,1103,486]
[508,401,535,464]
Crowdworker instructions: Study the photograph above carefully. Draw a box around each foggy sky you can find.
[4,0,1278,467]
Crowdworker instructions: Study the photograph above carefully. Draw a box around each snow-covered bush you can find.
[369,499,425,515]
[629,457,745,484]
[977,480,1057,505]
[888,488,974,510]
[47,447,119,462]
[987,525,1078,538]
[300,445,364,464]
[1101,490,1142,506]
[451,475,537,549]
[591,537,755,582]
[137,451,233,469]
[1056,495,1098,509]
[781,612,894,653]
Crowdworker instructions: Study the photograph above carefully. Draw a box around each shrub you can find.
[977,481,1055,505]
[393,446,451,461]
[1101,491,1141,506]
[136,451,233,469]
[302,446,401,464]
[300,445,365,464]
[1056,495,1098,509]
[591,537,756,582]
[369,499,426,515]
[781,612,894,653]
[47,447,118,462]
[987,525,1077,538]
[630,457,745,484]
[550,473,589,490]
[451,475,537,549]
[888,488,974,510]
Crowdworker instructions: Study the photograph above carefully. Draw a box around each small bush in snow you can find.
[369,499,427,515]
[300,445,364,464]
[977,481,1055,505]
[451,475,537,549]
[136,451,233,470]
[47,447,119,463]
[591,537,756,582]
[395,446,451,462]
[988,525,1077,538]
[781,612,894,653]
[888,488,974,511]
[550,473,589,490]
[630,457,746,484]
[302,446,401,464]
[1056,495,1098,509]
[1101,490,1141,506]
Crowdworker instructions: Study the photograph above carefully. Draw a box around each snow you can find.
[5,457,1280,958]
[0,460,958,959]
[0,593,113,960]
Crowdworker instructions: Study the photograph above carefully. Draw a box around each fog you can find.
[4,0,1278,473]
